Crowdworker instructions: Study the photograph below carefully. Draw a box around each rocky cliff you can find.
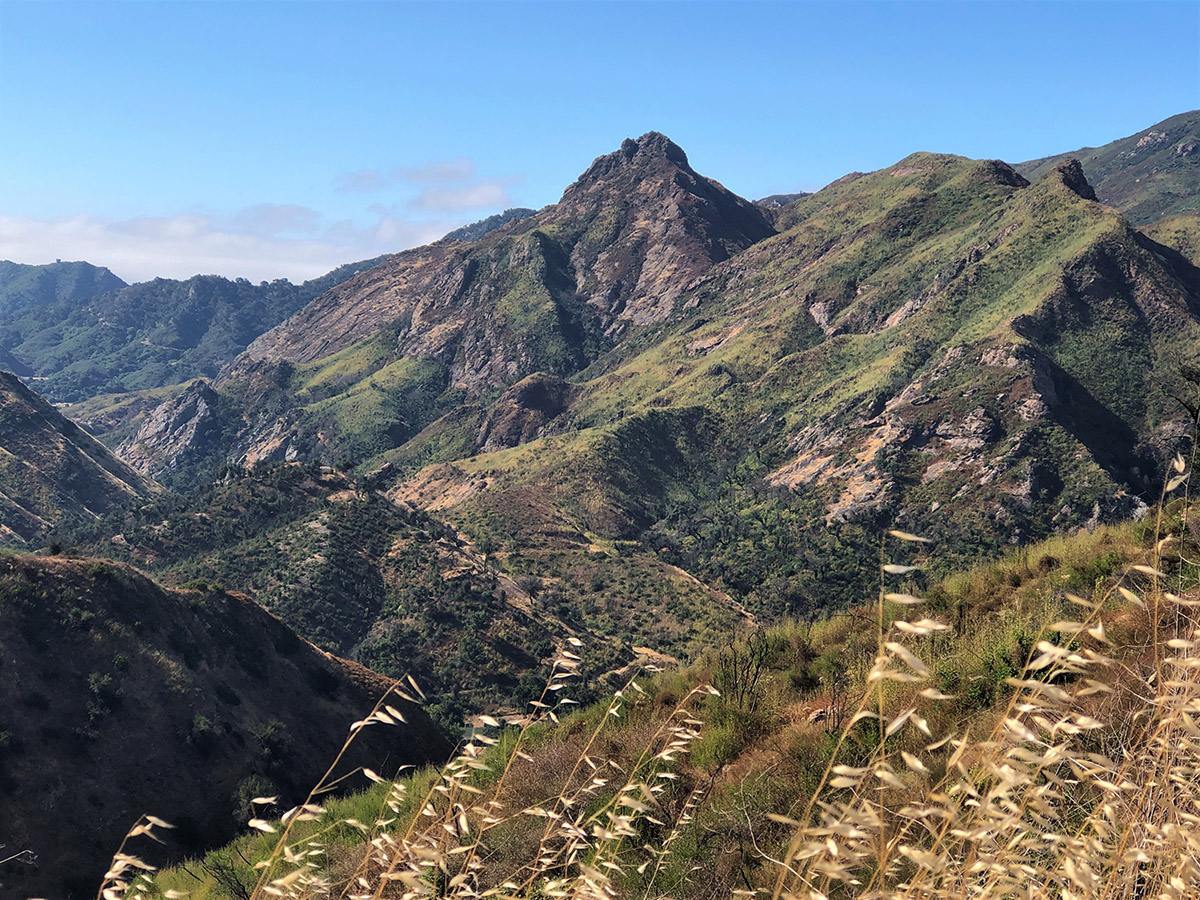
[0,372,161,546]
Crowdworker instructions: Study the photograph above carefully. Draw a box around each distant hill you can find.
[756,191,811,209]
[0,259,126,317]
[0,553,450,898]
[1017,110,1200,224]
[0,372,160,547]
[0,256,387,403]
[444,207,537,242]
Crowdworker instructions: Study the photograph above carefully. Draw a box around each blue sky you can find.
[1,0,1196,282]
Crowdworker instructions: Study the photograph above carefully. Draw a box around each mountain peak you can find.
[621,131,688,165]
[570,131,692,190]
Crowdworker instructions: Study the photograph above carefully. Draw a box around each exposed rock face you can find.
[1051,158,1099,201]
[117,379,220,478]
[0,372,160,546]
[0,554,451,899]
[475,373,572,451]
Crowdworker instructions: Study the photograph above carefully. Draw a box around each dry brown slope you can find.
[0,555,451,899]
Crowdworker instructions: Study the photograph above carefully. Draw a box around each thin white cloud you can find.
[400,157,475,183]
[334,169,397,193]
[232,203,323,237]
[0,210,458,284]
[411,180,514,212]
[333,157,514,203]
[334,158,476,193]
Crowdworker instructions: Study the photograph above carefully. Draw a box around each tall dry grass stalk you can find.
[107,641,717,899]
[768,455,1198,900]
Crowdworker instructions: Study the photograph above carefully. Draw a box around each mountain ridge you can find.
[1017,109,1200,224]
[0,256,389,404]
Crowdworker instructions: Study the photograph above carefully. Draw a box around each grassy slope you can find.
[144,489,1200,899]
[1016,109,1200,225]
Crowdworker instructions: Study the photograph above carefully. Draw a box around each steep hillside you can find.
[1017,110,1200,224]
[374,153,1200,617]
[165,133,775,477]
[0,554,451,899]
[1,256,386,403]
[0,258,126,316]
[147,499,1200,900]
[62,461,746,731]
[0,372,160,547]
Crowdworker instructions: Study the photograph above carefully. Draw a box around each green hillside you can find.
[0,258,126,316]
[1,256,386,403]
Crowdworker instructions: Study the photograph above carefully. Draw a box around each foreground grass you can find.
[104,465,1200,900]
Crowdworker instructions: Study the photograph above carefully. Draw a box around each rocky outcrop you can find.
[117,379,220,478]
[1050,158,1099,202]
[475,373,572,451]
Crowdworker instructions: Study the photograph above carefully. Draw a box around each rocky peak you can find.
[625,130,689,164]
[1048,158,1099,201]
[550,132,775,324]
[566,131,693,194]
[118,379,221,478]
